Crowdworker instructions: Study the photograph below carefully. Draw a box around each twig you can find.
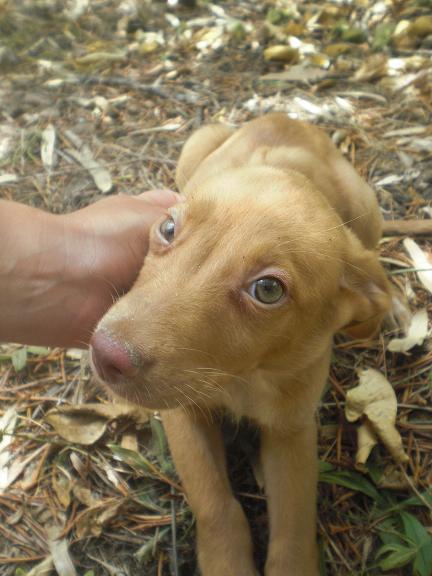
[383,219,432,236]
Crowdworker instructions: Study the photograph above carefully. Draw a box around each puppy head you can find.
[90,167,390,409]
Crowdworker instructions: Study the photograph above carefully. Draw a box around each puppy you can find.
[90,114,392,576]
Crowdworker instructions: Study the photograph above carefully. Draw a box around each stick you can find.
[382,219,432,236]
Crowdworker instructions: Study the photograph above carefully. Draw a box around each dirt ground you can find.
[0,1,432,575]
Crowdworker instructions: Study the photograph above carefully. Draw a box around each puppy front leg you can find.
[162,408,257,576]
[261,422,319,576]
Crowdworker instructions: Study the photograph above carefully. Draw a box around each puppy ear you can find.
[336,231,392,339]
[176,124,234,190]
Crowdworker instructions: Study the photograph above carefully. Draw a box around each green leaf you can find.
[401,512,430,546]
[377,543,417,570]
[319,469,381,500]
[109,444,160,477]
[378,518,404,547]
[414,540,432,576]
[150,415,168,460]
[400,491,432,509]
[372,22,396,51]
[318,460,334,473]
[134,527,170,563]
[27,346,50,356]
[84,572,95,576]
[12,347,27,372]
[400,512,432,576]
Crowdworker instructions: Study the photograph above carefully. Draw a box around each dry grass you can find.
[1,1,431,575]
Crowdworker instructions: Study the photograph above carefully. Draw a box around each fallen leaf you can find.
[345,368,408,465]
[387,308,428,353]
[46,411,108,445]
[1,445,46,493]
[45,402,149,445]
[41,124,57,170]
[263,45,299,63]
[75,500,122,538]
[66,147,113,193]
[409,15,432,39]
[26,557,55,576]
[52,468,72,509]
[261,65,327,83]
[75,50,127,65]
[0,406,18,490]
[355,421,378,466]
[72,484,100,507]
[12,346,28,372]
[376,464,410,490]
[354,54,388,82]
[64,130,113,193]
[63,0,89,21]
[324,42,354,57]
[121,428,139,452]
[0,173,19,185]
[47,527,77,576]
[403,238,432,294]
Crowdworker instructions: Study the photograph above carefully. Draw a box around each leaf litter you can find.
[0,0,432,575]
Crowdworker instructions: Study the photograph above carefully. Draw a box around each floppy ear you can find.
[336,231,392,339]
[176,124,234,191]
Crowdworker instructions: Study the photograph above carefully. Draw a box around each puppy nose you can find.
[90,331,134,383]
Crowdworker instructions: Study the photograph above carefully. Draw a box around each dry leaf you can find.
[324,42,353,57]
[353,54,388,82]
[387,308,428,353]
[64,130,113,193]
[261,65,327,83]
[0,407,18,491]
[345,368,408,465]
[403,238,432,294]
[26,557,55,576]
[355,421,378,466]
[121,428,139,452]
[263,45,299,63]
[1,445,46,492]
[75,500,122,538]
[376,464,410,490]
[75,50,127,65]
[49,402,149,423]
[52,468,72,509]
[41,124,57,170]
[46,411,108,445]
[0,173,19,185]
[45,402,149,445]
[47,527,77,576]
[72,484,100,507]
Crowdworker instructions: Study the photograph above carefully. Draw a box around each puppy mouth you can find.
[90,356,189,410]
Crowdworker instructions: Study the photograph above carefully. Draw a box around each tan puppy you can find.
[90,114,392,576]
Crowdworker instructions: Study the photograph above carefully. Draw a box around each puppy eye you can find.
[249,276,285,305]
[159,217,175,244]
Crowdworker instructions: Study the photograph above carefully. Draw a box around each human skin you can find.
[0,190,178,347]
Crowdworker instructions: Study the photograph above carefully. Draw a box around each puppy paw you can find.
[385,294,411,334]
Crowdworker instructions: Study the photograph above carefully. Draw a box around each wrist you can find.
[0,201,86,346]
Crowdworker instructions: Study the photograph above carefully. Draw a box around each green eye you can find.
[249,277,284,305]
[159,217,175,243]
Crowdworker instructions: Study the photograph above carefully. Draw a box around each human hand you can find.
[0,190,179,347]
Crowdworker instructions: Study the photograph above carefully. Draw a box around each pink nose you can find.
[90,331,134,384]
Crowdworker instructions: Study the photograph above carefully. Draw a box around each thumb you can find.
[138,189,181,208]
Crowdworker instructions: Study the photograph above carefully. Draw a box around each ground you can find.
[0,1,432,575]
